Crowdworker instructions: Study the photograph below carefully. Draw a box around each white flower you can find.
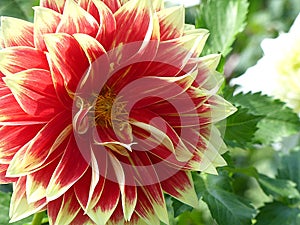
[232,13,300,113]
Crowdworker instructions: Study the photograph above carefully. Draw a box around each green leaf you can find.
[195,0,249,57]
[0,192,33,225]
[257,174,300,200]
[255,202,300,225]
[222,107,262,147]
[194,174,256,225]
[0,0,38,21]
[278,149,300,193]
[228,92,300,144]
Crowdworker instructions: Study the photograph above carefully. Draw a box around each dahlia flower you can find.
[232,13,300,113]
[0,0,235,224]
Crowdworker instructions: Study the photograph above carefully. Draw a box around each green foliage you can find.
[196,0,249,57]
[0,0,38,21]
[0,192,33,225]
[227,91,300,145]
[194,173,256,225]
[255,202,300,225]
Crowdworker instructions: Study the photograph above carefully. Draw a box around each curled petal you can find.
[0,17,34,48]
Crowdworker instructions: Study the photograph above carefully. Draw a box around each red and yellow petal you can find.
[40,0,66,13]
[157,6,184,41]
[0,47,49,75]
[0,17,34,48]
[9,177,46,223]
[33,6,62,51]
[56,0,99,37]
[47,188,81,225]
[3,69,62,117]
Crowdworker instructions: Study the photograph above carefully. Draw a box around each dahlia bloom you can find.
[0,0,235,224]
[232,13,300,113]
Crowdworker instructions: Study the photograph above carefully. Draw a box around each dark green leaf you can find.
[278,149,300,193]
[195,0,249,56]
[257,174,300,200]
[0,0,38,21]
[222,107,262,147]
[255,202,300,225]
[194,174,256,225]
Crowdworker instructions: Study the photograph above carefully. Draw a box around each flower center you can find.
[94,87,127,127]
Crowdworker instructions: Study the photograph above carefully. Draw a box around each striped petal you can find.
[44,33,90,93]
[0,47,49,75]
[48,189,81,225]
[40,0,66,13]
[0,17,34,47]
[86,179,120,225]
[3,69,61,118]
[9,177,46,223]
[0,125,42,164]
[157,6,184,41]
[161,171,198,208]
[6,112,71,176]
[100,0,121,13]
[114,0,159,47]
[0,164,17,183]
[46,135,90,201]
[56,0,99,37]
[33,7,62,51]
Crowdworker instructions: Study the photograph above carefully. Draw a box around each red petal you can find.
[6,112,71,176]
[101,0,121,13]
[46,135,90,201]
[48,188,81,225]
[0,17,34,47]
[40,0,66,13]
[0,164,17,183]
[44,33,90,93]
[33,7,62,51]
[56,0,99,37]
[0,47,49,75]
[3,69,62,118]
[113,0,159,47]
[0,125,42,164]
[157,6,184,41]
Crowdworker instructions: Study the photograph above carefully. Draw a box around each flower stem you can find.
[31,211,45,225]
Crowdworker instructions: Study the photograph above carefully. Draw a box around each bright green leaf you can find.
[228,92,300,144]
[195,0,249,57]
[255,202,300,225]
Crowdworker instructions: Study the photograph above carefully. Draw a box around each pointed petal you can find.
[92,0,117,50]
[87,180,120,225]
[56,0,99,37]
[3,69,62,118]
[6,112,71,176]
[70,210,95,225]
[26,158,60,203]
[73,33,106,62]
[100,0,121,13]
[157,6,184,40]
[161,171,198,207]
[9,177,46,223]
[48,189,81,225]
[114,0,159,47]
[40,0,66,13]
[46,135,90,201]
[44,33,90,93]
[0,47,49,75]
[0,125,42,164]
[0,164,17,183]
[33,7,62,51]
[0,17,34,47]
